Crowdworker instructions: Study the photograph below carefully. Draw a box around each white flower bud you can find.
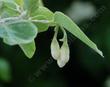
[57,28,70,68]
[51,27,70,68]
[57,41,70,68]
[50,28,60,60]
[57,59,66,68]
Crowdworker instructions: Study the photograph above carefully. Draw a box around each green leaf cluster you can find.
[0,0,103,58]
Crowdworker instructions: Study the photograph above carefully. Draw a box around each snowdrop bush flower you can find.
[51,27,60,60]
[57,29,70,68]
[51,27,70,68]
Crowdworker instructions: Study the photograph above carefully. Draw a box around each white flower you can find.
[50,27,70,68]
[50,28,60,60]
[57,39,70,68]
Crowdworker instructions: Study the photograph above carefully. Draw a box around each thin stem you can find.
[0,11,27,24]
[31,20,50,23]
[54,26,59,37]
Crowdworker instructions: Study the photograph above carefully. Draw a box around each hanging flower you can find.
[57,40,70,68]
[50,27,60,60]
[57,28,70,68]
[50,26,70,68]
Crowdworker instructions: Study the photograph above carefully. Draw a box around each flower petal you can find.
[51,27,60,60]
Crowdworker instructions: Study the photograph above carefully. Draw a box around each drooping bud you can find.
[50,27,60,60]
[57,39,70,68]
[57,28,70,68]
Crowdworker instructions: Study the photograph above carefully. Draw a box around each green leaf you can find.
[0,58,11,82]
[0,21,38,45]
[23,0,39,15]
[19,41,36,58]
[32,15,49,33]
[54,12,103,57]
[14,0,24,7]
[0,0,19,17]
[0,1,4,14]
[31,6,54,21]
[0,0,14,3]
[30,6,54,32]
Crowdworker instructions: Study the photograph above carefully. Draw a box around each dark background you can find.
[0,0,110,87]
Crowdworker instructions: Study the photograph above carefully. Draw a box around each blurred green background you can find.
[0,0,110,87]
